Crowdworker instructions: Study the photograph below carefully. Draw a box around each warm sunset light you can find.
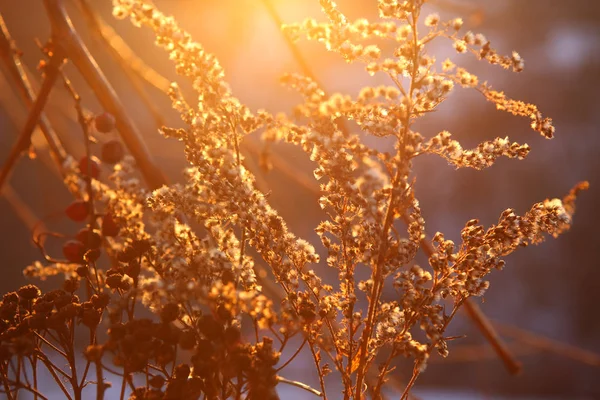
[0,1,597,399]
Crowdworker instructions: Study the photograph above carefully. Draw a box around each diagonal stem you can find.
[43,0,168,190]
[0,48,64,193]
[75,0,167,128]
[0,13,67,166]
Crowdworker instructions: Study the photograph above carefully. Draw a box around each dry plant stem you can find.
[463,299,522,374]
[399,299,464,400]
[76,0,166,128]
[276,338,307,372]
[95,361,106,400]
[61,71,105,397]
[43,0,167,190]
[355,168,403,399]
[61,69,95,218]
[21,384,48,400]
[0,49,64,194]
[372,349,397,396]
[494,321,600,367]
[356,9,421,396]
[249,122,522,378]
[260,1,519,385]
[63,326,82,400]
[277,375,323,397]
[0,14,67,166]
[30,357,38,400]
[260,3,402,394]
[8,381,48,400]
[309,344,328,400]
[76,0,171,94]
[35,354,73,400]
[1,184,47,235]
[399,366,420,400]
[261,0,325,89]
[0,364,15,400]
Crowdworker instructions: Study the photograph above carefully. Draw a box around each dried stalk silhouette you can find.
[261,0,521,376]
[0,1,595,399]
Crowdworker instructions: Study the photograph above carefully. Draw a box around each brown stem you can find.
[75,0,171,94]
[35,354,73,400]
[0,48,64,193]
[0,363,15,400]
[8,382,48,400]
[399,365,420,400]
[308,344,328,400]
[496,320,600,366]
[276,338,307,372]
[261,0,325,88]
[75,0,167,127]
[30,357,38,400]
[1,184,47,235]
[354,166,403,398]
[463,300,522,374]
[95,361,106,400]
[43,0,167,190]
[0,14,67,166]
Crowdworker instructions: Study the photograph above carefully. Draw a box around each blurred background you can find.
[0,0,599,398]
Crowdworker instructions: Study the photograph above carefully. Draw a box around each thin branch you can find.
[399,365,420,400]
[494,321,600,367]
[1,184,48,235]
[400,211,521,374]
[75,0,171,94]
[0,13,67,165]
[35,354,73,400]
[7,382,49,400]
[95,360,106,400]
[462,300,522,374]
[261,0,326,88]
[0,46,65,193]
[308,345,328,400]
[43,0,167,190]
[277,375,323,397]
[276,338,307,372]
[76,0,167,127]
[0,363,16,400]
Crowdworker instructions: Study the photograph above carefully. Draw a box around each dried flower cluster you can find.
[0,1,587,399]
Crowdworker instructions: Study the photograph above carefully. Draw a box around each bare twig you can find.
[75,0,171,94]
[277,375,323,397]
[494,321,600,367]
[95,360,106,400]
[0,45,65,193]
[261,0,326,89]
[463,300,522,374]
[6,381,49,400]
[43,0,167,190]
[0,14,67,166]
[76,0,167,128]
[0,184,47,237]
